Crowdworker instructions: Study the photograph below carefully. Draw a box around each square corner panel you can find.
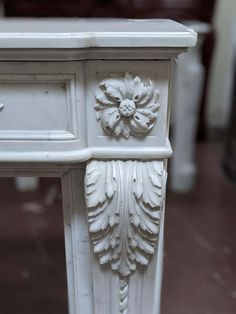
[85,60,171,149]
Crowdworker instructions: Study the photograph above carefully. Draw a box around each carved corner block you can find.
[95,72,160,139]
[85,159,167,313]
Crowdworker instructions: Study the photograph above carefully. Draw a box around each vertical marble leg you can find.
[61,168,94,314]
[85,159,167,314]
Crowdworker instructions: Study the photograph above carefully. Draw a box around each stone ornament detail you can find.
[95,72,160,138]
[0,103,5,112]
[85,160,166,313]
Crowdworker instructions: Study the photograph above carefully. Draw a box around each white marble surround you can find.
[0,19,197,314]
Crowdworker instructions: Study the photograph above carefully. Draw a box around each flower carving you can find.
[95,72,160,138]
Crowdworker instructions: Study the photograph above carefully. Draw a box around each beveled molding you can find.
[0,141,172,163]
[0,47,186,61]
[85,159,167,313]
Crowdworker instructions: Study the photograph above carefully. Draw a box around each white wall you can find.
[206,0,236,128]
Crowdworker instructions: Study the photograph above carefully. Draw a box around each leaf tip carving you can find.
[85,160,166,279]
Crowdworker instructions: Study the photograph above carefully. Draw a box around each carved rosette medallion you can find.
[95,72,160,138]
[85,160,166,313]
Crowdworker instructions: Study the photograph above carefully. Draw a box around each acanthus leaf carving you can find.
[95,72,160,139]
[85,160,166,277]
[85,160,166,313]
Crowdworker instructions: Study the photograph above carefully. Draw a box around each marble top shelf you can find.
[0,18,197,49]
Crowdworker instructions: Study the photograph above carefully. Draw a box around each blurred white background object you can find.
[207,0,236,129]
[15,177,39,192]
[171,21,210,192]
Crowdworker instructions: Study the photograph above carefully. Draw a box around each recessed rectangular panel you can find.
[0,82,66,129]
[0,61,87,160]
[0,75,76,140]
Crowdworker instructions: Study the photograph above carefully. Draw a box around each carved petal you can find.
[98,107,121,130]
[85,160,166,278]
[95,88,116,106]
[104,84,123,103]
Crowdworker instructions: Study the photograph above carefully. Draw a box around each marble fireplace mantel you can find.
[0,19,197,314]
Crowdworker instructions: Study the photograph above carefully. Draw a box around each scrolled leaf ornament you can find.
[85,160,166,313]
[95,72,160,139]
